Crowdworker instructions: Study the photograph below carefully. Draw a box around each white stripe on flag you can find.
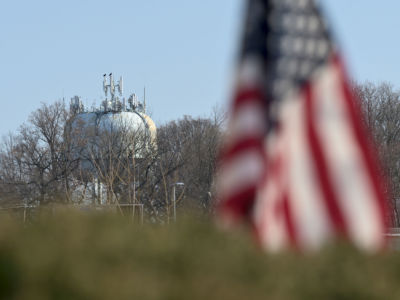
[254,92,335,251]
[235,56,264,89]
[217,149,264,201]
[312,62,385,251]
[228,101,266,143]
[282,94,334,250]
[253,124,290,251]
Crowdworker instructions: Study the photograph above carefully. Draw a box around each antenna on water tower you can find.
[102,73,124,109]
[103,74,108,96]
[118,76,123,96]
[109,73,115,98]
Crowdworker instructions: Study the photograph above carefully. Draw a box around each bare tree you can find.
[154,110,225,219]
[0,101,81,206]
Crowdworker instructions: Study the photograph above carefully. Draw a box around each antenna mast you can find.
[103,73,123,109]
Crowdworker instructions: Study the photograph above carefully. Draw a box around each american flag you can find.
[217,0,388,252]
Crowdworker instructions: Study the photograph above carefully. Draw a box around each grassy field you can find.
[0,210,399,299]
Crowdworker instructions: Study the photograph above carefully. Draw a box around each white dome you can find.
[68,111,156,168]
[70,111,155,138]
[98,111,146,135]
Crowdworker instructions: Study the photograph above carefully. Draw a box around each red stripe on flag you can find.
[304,81,348,237]
[266,128,298,248]
[282,194,298,248]
[334,56,390,230]
[217,85,267,224]
[219,137,265,164]
[219,186,257,221]
[232,88,265,114]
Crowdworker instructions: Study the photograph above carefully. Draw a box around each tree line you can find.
[0,101,224,223]
[1,82,400,225]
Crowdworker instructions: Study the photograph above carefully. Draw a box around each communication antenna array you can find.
[103,73,123,98]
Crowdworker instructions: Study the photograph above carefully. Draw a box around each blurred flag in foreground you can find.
[217,0,389,252]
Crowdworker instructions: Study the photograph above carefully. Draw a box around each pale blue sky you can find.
[0,1,399,136]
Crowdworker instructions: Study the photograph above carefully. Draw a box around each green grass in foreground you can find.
[0,211,398,299]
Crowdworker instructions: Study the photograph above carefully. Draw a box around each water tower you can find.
[66,74,157,204]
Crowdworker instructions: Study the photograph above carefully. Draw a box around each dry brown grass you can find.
[0,210,399,299]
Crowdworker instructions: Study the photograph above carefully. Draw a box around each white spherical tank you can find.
[66,75,156,172]
[98,111,146,134]
[69,110,156,164]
